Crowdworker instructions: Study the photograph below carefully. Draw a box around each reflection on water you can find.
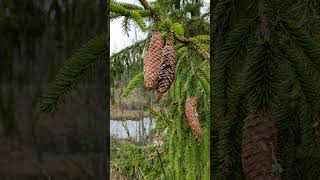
[110,117,155,141]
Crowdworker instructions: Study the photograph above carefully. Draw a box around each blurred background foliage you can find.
[0,0,107,179]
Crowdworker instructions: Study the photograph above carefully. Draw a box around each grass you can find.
[110,137,167,180]
[110,107,149,120]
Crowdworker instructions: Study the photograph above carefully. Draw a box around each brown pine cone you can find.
[143,32,164,90]
[242,112,281,180]
[155,45,176,101]
[185,96,202,137]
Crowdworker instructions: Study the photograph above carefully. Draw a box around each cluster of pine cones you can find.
[143,32,176,101]
[143,32,202,137]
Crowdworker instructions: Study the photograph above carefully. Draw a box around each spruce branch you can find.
[196,68,210,98]
[110,2,131,16]
[279,35,320,108]
[282,20,320,69]
[138,0,151,10]
[122,17,131,36]
[111,38,147,59]
[111,12,121,20]
[131,11,147,31]
[110,1,149,32]
[192,35,210,43]
[174,35,210,61]
[121,72,144,98]
[38,34,107,113]
[114,1,144,10]
[110,2,150,17]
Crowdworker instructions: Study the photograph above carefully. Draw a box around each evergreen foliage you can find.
[121,72,144,98]
[111,38,148,88]
[212,0,320,179]
[38,34,107,113]
[111,0,210,178]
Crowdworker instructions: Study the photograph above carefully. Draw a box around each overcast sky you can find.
[110,0,210,55]
[110,0,147,55]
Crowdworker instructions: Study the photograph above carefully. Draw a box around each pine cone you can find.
[143,32,164,90]
[155,45,176,101]
[242,112,281,180]
[185,96,202,137]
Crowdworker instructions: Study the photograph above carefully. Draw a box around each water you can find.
[110,117,155,141]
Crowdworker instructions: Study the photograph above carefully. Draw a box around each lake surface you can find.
[110,117,155,141]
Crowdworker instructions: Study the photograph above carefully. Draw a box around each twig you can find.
[121,120,130,138]
[138,0,151,10]
[156,147,167,180]
[138,166,147,179]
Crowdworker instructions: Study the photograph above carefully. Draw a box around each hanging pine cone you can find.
[185,96,202,137]
[242,112,282,180]
[143,32,164,90]
[155,44,176,101]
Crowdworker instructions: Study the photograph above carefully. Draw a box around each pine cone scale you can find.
[241,112,281,180]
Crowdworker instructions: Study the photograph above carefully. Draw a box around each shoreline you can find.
[110,108,149,120]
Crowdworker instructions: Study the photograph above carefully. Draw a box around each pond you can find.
[110,117,155,141]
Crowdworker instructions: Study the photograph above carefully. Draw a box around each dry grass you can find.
[110,108,149,120]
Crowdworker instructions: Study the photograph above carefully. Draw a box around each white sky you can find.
[110,0,210,55]
[110,0,147,55]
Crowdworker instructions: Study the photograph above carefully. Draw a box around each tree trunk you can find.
[242,112,282,180]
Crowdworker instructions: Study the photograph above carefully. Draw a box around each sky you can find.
[110,0,147,55]
[110,0,210,55]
